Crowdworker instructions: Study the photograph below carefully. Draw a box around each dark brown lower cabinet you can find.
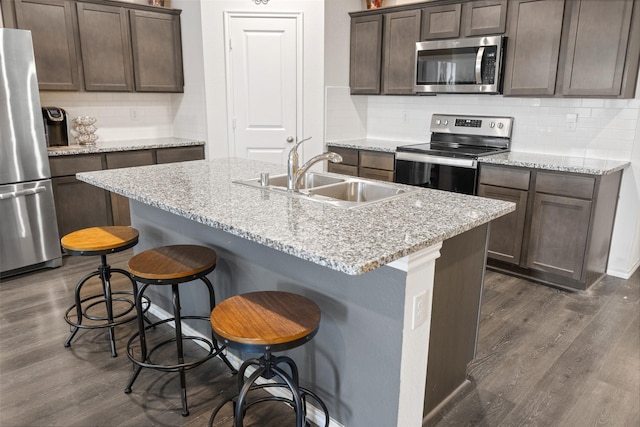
[479,164,623,291]
[526,193,592,280]
[52,175,112,237]
[49,145,205,235]
[477,184,528,265]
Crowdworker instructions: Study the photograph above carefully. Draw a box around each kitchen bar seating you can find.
[124,244,236,416]
[62,226,146,357]
[208,291,329,427]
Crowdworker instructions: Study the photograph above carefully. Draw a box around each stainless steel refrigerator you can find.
[1,28,61,277]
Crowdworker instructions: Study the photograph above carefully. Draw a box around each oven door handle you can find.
[396,152,477,169]
[475,47,485,85]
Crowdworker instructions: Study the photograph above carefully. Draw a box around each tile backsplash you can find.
[39,92,175,143]
[326,87,640,161]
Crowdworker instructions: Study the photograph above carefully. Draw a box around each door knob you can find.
[286,136,294,143]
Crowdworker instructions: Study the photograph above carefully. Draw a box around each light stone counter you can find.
[326,138,402,152]
[479,151,630,175]
[77,157,514,275]
[326,139,629,176]
[46,137,203,156]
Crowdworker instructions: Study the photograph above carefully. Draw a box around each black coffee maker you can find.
[42,106,69,146]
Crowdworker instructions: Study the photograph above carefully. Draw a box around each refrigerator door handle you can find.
[0,186,46,200]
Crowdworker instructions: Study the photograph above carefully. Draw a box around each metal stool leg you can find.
[97,256,118,357]
[171,283,190,417]
[64,270,100,348]
[125,282,150,394]
[201,276,237,374]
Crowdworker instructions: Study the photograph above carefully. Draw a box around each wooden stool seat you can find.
[211,291,320,352]
[61,226,139,255]
[128,245,217,281]
[208,291,328,427]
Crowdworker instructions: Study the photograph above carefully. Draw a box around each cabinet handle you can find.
[286,136,295,143]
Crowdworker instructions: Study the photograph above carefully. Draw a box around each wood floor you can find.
[1,250,638,426]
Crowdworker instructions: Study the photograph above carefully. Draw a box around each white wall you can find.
[199,0,325,161]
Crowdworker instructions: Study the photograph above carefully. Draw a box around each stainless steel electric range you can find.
[394,114,514,194]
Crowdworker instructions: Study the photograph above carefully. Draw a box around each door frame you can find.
[223,11,304,160]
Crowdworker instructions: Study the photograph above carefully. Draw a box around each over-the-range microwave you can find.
[415,35,506,94]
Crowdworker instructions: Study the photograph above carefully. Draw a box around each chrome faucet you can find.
[287,137,343,191]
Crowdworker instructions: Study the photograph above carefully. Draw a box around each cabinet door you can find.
[561,0,634,96]
[14,0,80,90]
[462,0,508,36]
[502,0,565,96]
[76,2,134,91]
[526,193,592,280]
[421,3,461,40]
[350,15,383,94]
[383,10,421,94]
[52,176,112,237]
[477,184,528,265]
[129,9,184,92]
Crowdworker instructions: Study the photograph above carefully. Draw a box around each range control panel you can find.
[430,114,513,138]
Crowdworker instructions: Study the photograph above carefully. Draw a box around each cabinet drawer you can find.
[156,146,204,164]
[49,154,103,177]
[327,163,358,177]
[479,165,530,190]
[359,167,394,182]
[359,150,395,171]
[327,146,358,166]
[106,150,154,169]
[535,172,595,200]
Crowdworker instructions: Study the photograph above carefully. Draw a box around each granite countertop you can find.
[327,139,629,175]
[326,138,401,153]
[478,152,630,175]
[77,158,514,275]
[47,137,204,156]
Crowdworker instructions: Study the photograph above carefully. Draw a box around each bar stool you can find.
[208,291,330,427]
[62,226,147,358]
[124,244,236,416]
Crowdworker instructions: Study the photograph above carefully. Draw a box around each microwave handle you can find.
[475,47,485,84]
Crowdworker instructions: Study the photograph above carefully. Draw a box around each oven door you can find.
[415,35,504,94]
[394,152,478,195]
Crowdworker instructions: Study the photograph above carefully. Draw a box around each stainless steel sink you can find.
[234,172,418,208]
[308,180,408,203]
[267,173,346,190]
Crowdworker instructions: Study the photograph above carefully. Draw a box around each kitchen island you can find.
[77,157,513,427]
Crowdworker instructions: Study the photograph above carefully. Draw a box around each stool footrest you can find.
[64,292,150,329]
[126,315,220,372]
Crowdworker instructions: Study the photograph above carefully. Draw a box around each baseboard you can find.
[147,304,343,427]
[422,379,472,425]
[607,258,640,279]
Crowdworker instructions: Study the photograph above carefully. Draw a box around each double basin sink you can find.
[235,172,419,208]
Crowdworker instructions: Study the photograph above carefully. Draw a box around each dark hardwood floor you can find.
[1,250,638,426]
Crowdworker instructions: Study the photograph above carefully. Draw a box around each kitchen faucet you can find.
[287,137,343,191]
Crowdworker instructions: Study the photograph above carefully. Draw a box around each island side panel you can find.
[424,223,489,417]
[129,200,407,427]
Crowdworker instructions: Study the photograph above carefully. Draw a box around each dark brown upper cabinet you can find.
[13,0,80,90]
[421,3,461,40]
[502,0,566,96]
[7,0,183,93]
[504,0,640,97]
[130,9,184,92]
[560,0,638,97]
[349,14,383,95]
[461,0,508,37]
[383,9,422,94]
[77,2,134,91]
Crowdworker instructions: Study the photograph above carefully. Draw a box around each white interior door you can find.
[225,12,301,165]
